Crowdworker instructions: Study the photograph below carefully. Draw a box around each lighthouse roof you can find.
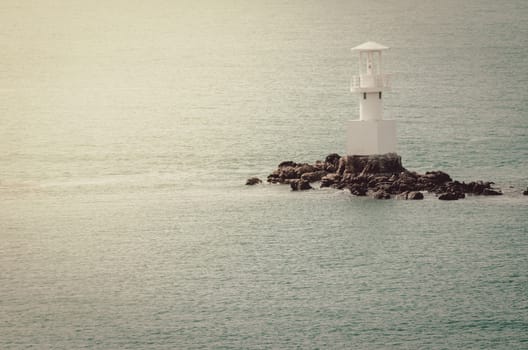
[351,41,389,52]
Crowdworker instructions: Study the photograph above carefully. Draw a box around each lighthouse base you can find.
[346,120,397,155]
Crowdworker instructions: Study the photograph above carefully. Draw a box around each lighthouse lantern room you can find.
[346,41,396,155]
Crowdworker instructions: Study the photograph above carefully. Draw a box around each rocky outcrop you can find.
[290,179,312,191]
[245,177,262,185]
[265,153,504,200]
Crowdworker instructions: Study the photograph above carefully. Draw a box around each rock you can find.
[282,166,300,180]
[348,183,367,196]
[371,189,391,199]
[295,164,317,177]
[320,173,341,188]
[325,153,341,165]
[368,175,389,188]
[301,170,327,182]
[314,160,325,170]
[290,179,312,191]
[470,181,487,194]
[424,171,452,185]
[482,188,502,196]
[289,180,299,191]
[298,180,313,191]
[523,187,528,195]
[278,161,296,168]
[266,152,501,202]
[438,192,463,200]
[245,177,262,185]
[336,157,347,175]
[463,181,498,195]
[438,193,457,200]
[407,191,424,200]
[324,153,341,173]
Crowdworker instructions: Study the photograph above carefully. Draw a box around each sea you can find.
[1,0,527,348]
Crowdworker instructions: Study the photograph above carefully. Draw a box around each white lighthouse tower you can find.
[346,41,396,155]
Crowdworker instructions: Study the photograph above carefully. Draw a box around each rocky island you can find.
[245,44,525,201]
[248,153,505,200]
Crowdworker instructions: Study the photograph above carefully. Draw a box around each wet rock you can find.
[299,180,313,191]
[278,161,296,168]
[438,192,464,200]
[348,183,367,196]
[482,188,502,196]
[245,177,262,185]
[438,193,457,200]
[336,157,347,175]
[314,160,325,170]
[368,175,390,188]
[371,189,391,199]
[407,191,424,200]
[295,163,317,177]
[424,171,452,184]
[290,179,312,191]
[463,181,497,195]
[301,170,327,182]
[324,153,341,173]
[265,152,500,201]
[320,173,341,188]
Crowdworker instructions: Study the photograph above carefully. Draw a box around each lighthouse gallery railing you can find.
[351,74,391,91]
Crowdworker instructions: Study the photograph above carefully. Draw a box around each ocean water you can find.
[1,0,527,348]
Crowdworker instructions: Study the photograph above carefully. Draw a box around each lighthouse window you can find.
[379,92,382,99]
[363,93,366,100]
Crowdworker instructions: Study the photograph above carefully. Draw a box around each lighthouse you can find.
[346,41,396,155]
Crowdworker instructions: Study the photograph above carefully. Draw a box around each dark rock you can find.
[424,171,452,185]
[295,164,317,177]
[245,177,262,185]
[371,189,391,199]
[348,183,367,196]
[301,170,327,182]
[289,180,299,191]
[324,153,341,173]
[320,173,341,188]
[278,161,296,168]
[407,191,424,200]
[278,166,298,181]
[337,157,347,175]
[299,180,312,191]
[325,153,341,165]
[267,152,500,202]
[438,192,461,200]
[464,181,498,195]
[368,175,389,188]
[482,188,502,196]
[464,181,480,194]
[523,187,528,195]
[314,160,325,170]
[290,179,312,191]
[443,181,465,195]
[267,171,280,183]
